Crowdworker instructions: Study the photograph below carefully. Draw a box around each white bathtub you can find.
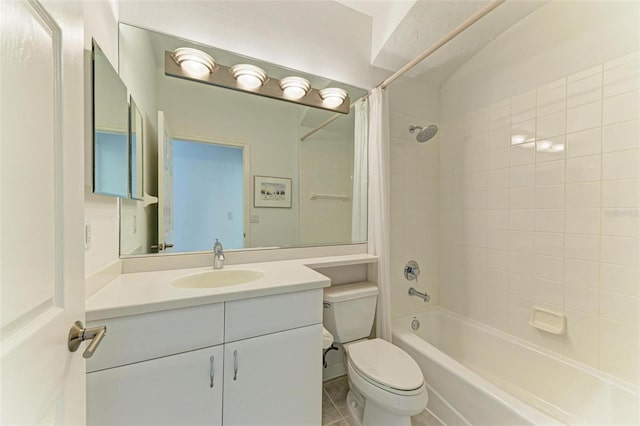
[392,307,640,425]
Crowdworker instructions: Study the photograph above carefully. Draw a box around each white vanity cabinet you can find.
[224,325,322,426]
[222,288,322,425]
[86,289,322,426]
[86,302,225,426]
[87,345,224,425]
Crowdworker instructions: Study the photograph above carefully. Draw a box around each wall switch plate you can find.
[84,218,92,249]
[250,214,260,223]
[132,215,137,234]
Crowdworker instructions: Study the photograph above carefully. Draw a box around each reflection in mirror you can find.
[118,24,368,256]
[129,97,144,200]
[92,40,129,198]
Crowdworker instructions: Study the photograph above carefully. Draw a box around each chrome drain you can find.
[411,318,420,331]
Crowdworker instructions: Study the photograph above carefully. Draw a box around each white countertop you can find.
[86,254,377,321]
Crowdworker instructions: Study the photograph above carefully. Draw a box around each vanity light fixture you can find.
[165,50,350,113]
[229,64,267,89]
[319,87,348,108]
[171,47,216,77]
[279,76,311,99]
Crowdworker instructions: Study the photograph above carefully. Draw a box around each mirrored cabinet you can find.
[129,97,144,200]
[92,40,144,200]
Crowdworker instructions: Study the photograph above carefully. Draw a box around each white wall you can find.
[387,74,440,318]
[335,0,416,63]
[83,0,121,277]
[438,1,640,384]
[299,126,354,246]
[441,1,640,117]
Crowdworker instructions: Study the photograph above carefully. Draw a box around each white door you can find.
[223,325,322,426]
[1,0,86,424]
[157,111,174,252]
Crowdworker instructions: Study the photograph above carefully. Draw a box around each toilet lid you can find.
[347,338,424,391]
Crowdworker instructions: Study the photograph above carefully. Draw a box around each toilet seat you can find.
[347,361,428,418]
[347,338,424,395]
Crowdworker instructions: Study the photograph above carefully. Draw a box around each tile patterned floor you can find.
[322,376,443,426]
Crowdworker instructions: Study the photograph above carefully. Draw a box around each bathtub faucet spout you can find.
[408,287,430,302]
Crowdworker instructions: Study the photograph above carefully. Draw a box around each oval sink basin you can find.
[172,269,264,289]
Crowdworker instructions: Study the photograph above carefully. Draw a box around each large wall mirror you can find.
[118,23,369,256]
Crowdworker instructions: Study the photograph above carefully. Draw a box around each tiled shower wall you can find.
[439,52,640,384]
[388,77,440,318]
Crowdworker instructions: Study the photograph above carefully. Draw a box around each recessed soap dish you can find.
[529,306,566,335]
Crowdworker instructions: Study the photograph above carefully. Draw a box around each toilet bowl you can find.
[344,339,428,426]
[323,283,428,426]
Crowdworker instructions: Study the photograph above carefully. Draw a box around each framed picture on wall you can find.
[253,176,292,208]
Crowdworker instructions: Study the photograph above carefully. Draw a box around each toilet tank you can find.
[323,282,378,343]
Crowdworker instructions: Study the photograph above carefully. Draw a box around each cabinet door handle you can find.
[209,355,215,388]
[233,350,238,381]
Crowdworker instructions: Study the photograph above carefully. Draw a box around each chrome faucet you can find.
[213,239,225,269]
[408,287,430,302]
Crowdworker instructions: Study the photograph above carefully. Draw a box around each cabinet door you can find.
[224,324,322,426]
[87,345,223,426]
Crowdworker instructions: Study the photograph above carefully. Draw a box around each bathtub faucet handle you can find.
[404,260,420,281]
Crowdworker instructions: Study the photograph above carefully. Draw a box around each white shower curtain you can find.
[367,88,392,342]
[352,98,368,242]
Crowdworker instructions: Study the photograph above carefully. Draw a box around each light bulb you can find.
[279,76,310,99]
[319,87,348,108]
[181,60,210,77]
[172,47,216,77]
[237,74,262,89]
[230,64,267,90]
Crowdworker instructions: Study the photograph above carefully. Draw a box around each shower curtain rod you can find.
[377,0,505,90]
[301,0,504,141]
[300,95,367,142]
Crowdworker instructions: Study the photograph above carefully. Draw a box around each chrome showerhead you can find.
[409,124,438,143]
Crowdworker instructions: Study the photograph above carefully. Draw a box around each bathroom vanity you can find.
[85,255,376,425]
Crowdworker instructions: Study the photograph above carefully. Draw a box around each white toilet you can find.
[323,282,428,426]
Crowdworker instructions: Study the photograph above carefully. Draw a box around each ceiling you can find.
[341,0,548,86]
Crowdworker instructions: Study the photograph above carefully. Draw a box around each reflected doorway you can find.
[173,138,245,251]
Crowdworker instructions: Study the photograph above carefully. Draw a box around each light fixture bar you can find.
[164,51,350,114]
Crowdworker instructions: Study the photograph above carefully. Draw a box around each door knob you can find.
[68,321,107,359]
[150,242,174,251]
